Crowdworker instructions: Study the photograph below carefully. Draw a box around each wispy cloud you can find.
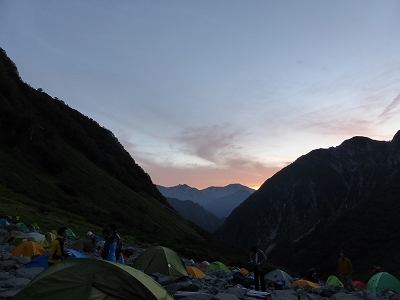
[378,92,400,123]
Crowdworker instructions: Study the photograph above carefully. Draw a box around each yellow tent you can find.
[240,268,249,275]
[290,280,320,289]
[186,266,206,278]
[11,241,46,257]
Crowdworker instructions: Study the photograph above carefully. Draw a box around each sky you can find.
[1,1,400,190]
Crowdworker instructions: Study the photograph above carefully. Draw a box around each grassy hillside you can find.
[0,47,247,265]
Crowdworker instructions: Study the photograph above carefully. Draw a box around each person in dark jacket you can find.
[106,223,124,264]
[101,228,118,262]
[48,227,70,266]
[250,245,267,291]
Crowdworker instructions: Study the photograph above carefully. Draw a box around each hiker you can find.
[86,231,101,244]
[250,245,267,291]
[338,250,355,291]
[106,223,124,264]
[48,227,71,266]
[101,228,119,262]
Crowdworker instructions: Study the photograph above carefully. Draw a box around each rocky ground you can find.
[0,225,399,300]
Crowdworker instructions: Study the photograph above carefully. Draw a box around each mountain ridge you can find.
[216,133,400,281]
[0,47,247,264]
[157,183,254,217]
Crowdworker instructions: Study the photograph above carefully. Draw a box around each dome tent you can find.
[290,280,320,289]
[132,246,188,281]
[206,261,231,273]
[366,272,400,293]
[12,232,46,246]
[186,266,206,278]
[11,241,46,258]
[265,269,294,286]
[13,258,173,300]
[326,275,344,287]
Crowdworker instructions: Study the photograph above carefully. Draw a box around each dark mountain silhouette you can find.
[216,132,400,281]
[166,197,224,232]
[157,184,254,217]
[203,189,254,218]
[0,47,247,264]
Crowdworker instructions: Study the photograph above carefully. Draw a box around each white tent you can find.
[264,269,294,286]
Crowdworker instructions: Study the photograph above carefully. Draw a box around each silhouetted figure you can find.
[250,245,267,291]
[338,250,355,292]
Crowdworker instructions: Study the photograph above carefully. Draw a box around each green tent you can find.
[12,258,173,300]
[67,228,76,237]
[132,246,188,281]
[206,261,231,273]
[326,275,344,287]
[14,222,29,233]
[366,272,400,293]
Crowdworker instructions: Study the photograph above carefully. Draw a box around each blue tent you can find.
[0,219,10,226]
[25,249,88,269]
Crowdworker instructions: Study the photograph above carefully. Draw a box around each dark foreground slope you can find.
[216,132,400,281]
[0,48,246,264]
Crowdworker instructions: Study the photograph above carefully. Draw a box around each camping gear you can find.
[132,246,188,281]
[198,262,208,269]
[14,222,29,233]
[25,248,88,269]
[186,266,206,278]
[71,239,95,252]
[366,272,400,293]
[290,280,320,289]
[66,228,76,237]
[240,267,249,275]
[352,281,366,290]
[13,258,174,300]
[0,218,10,226]
[326,275,344,287]
[11,241,46,258]
[265,269,294,286]
[206,261,231,273]
[12,232,46,246]
[245,290,270,299]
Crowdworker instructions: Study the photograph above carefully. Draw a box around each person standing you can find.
[338,250,355,292]
[48,227,70,266]
[250,245,267,291]
[101,228,118,262]
[106,223,124,264]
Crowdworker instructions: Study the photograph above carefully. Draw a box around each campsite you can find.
[1,219,400,300]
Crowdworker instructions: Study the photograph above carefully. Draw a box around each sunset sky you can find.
[1,1,400,190]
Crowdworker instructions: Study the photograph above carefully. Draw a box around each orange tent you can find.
[290,280,320,289]
[186,266,206,278]
[240,268,249,275]
[12,241,46,258]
